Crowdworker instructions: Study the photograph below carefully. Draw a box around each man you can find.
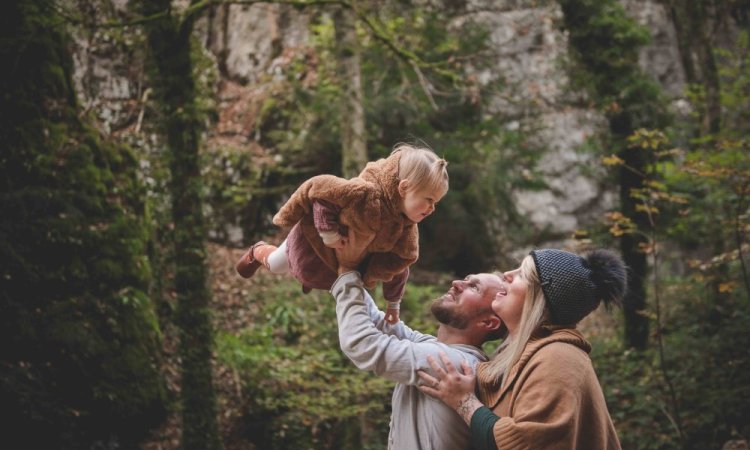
[332,265,504,450]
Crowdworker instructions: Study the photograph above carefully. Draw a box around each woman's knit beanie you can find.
[530,249,627,325]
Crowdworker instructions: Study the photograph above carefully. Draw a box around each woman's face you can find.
[492,266,528,335]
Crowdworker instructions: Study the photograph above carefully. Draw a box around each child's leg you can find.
[236,240,278,278]
[262,240,289,274]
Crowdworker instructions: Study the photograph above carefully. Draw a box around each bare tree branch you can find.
[352,5,461,83]
[54,0,467,89]
[409,61,439,110]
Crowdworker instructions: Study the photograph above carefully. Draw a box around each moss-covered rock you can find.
[0,1,168,448]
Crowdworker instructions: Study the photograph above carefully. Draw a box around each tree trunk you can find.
[664,0,697,84]
[690,1,722,135]
[618,134,650,350]
[334,6,368,177]
[610,107,651,350]
[664,0,721,134]
[557,0,669,349]
[137,1,223,449]
[334,14,368,447]
[665,0,732,309]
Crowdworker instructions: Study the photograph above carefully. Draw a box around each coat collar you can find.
[357,152,409,222]
[477,326,591,409]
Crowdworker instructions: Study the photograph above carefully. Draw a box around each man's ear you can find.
[481,314,502,332]
[398,179,410,196]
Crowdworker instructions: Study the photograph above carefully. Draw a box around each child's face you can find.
[399,181,445,223]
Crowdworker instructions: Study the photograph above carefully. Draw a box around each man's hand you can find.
[324,235,348,249]
[335,231,367,275]
[336,238,356,275]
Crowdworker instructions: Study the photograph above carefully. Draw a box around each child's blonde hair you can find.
[392,143,449,196]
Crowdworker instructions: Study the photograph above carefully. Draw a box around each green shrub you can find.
[217,283,393,449]
[592,275,750,450]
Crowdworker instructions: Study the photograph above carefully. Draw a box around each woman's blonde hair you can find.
[392,143,449,196]
[483,256,548,384]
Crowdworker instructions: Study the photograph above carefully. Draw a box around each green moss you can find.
[0,1,168,448]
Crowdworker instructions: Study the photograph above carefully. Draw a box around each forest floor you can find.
[141,243,266,450]
[140,242,619,450]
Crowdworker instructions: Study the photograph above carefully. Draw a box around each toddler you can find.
[236,144,448,323]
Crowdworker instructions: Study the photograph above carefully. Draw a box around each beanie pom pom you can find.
[585,249,627,308]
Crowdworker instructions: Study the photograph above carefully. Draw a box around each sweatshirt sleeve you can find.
[312,199,343,234]
[381,268,409,302]
[332,271,479,386]
[471,407,500,450]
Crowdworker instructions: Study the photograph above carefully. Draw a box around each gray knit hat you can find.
[530,249,627,325]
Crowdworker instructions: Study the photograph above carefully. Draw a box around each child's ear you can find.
[398,179,410,196]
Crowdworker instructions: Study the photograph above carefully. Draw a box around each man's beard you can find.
[431,298,472,329]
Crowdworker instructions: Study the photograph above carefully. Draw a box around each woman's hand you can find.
[417,352,484,425]
[417,352,476,409]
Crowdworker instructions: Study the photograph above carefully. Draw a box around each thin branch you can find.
[51,0,172,29]
[410,61,439,110]
[54,0,461,85]
[650,230,685,445]
[135,88,152,134]
[659,402,682,440]
[182,0,346,24]
[52,0,345,29]
[352,7,461,83]
[643,200,685,446]
[619,161,648,179]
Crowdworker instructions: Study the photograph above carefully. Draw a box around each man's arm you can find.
[332,271,475,385]
[359,276,423,341]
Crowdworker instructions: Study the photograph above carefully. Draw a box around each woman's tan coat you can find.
[476,327,622,450]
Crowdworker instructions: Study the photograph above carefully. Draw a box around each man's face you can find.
[431,273,503,329]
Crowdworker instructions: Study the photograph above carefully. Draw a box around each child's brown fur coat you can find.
[273,152,418,290]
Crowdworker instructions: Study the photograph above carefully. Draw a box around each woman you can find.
[417,248,626,450]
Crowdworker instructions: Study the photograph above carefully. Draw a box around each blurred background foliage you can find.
[1,0,749,449]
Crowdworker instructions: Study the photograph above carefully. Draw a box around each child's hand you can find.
[385,301,400,324]
[320,230,348,249]
[325,235,348,249]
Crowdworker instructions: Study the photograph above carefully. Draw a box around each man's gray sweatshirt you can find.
[332,271,488,450]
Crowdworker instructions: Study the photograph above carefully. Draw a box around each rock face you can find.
[454,0,685,246]
[621,0,687,97]
[457,3,604,241]
[199,3,310,83]
[70,0,689,249]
